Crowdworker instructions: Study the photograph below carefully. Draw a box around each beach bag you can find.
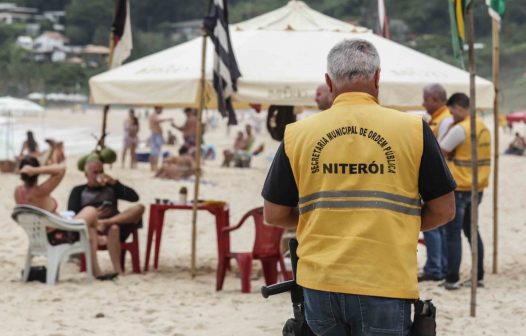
[411,299,436,336]
[22,266,47,283]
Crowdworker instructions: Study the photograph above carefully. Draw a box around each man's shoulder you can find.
[376,106,423,124]
[71,183,88,192]
[112,180,134,190]
[291,110,327,128]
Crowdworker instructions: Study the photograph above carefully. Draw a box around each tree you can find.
[65,0,112,45]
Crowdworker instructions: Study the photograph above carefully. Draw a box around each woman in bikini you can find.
[122,109,140,169]
[14,156,117,280]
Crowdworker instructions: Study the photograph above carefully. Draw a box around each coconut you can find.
[77,154,89,171]
[85,152,101,164]
[99,147,117,164]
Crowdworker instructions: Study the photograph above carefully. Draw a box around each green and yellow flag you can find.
[487,0,506,24]
[448,0,470,68]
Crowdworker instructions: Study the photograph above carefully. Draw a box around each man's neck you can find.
[332,81,378,101]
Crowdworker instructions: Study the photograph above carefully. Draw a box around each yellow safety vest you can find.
[428,105,451,138]
[447,117,491,191]
[284,92,423,299]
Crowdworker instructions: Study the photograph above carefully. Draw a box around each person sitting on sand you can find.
[505,132,525,156]
[14,156,117,280]
[222,125,264,167]
[68,159,145,276]
[155,146,196,180]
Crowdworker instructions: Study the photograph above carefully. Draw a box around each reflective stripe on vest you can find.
[298,190,421,216]
[451,159,491,167]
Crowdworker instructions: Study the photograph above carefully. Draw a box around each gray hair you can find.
[327,39,380,83]
[423,83,447,102]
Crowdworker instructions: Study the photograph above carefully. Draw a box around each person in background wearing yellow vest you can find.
[262,39,456,336]
[423,83,453,140]
[315,84,332,110]
[440,93,491,290]
[418,83,453,282]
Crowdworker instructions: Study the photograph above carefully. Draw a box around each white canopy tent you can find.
[89,1,494,109]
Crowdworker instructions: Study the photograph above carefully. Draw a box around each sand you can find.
[0,108,525,335]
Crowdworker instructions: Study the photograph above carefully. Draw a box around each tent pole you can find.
[491,18,500,274]
[100,105,109,147]
[466,3,478,318]
[100,32,116,148]
[190,32,208,278]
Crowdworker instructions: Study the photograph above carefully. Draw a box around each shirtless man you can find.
[155,146,196,180]
[172,108,198,149]
[149,106,172,171]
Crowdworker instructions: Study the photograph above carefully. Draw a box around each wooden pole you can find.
[100,105,110,147]
[100,32,116,148]
[491,18,500,274]
[466,3,478,318]
[190,32,208,278]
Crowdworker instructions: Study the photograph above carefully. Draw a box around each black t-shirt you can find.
[262,120,456,206]
[68,181,139,216]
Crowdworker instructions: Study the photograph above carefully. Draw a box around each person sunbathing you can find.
[505,132,525,156]
[14,156,118,280]
[222,125,264,167]
[155,146,196,180]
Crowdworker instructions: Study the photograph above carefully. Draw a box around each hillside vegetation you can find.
[2,0,525,111]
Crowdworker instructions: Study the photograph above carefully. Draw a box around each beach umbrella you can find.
[0,96,44,117]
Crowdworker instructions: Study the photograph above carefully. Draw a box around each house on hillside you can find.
[82,45,109,68]
[33,31,69,52]
[33,31,69,62]
[15,35,33,50]
[0,3,37,24]
[42,10,65,31]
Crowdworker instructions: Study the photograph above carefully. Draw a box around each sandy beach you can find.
[1,108,525,335]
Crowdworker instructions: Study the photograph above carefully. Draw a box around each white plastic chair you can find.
[12,205,93,285]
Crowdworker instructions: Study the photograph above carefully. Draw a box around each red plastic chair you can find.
[80,228,141,274]
[216,207,290,293]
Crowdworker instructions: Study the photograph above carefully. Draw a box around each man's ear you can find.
[325,73,333,93]
[374,69,381,89]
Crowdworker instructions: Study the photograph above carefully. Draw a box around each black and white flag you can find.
[204,0,241,125]
[110,0,132,69]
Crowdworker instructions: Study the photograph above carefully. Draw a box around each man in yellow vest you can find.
[418,83,453,282]
[423,83,453,140]
[440,93,491,290]
[315,83,332,110]
[262,39,456,335]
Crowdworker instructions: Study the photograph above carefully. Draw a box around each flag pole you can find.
[190,31,208,278]
[491,17,500,274]
[100,27,117,148]
[466,2,478,318]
